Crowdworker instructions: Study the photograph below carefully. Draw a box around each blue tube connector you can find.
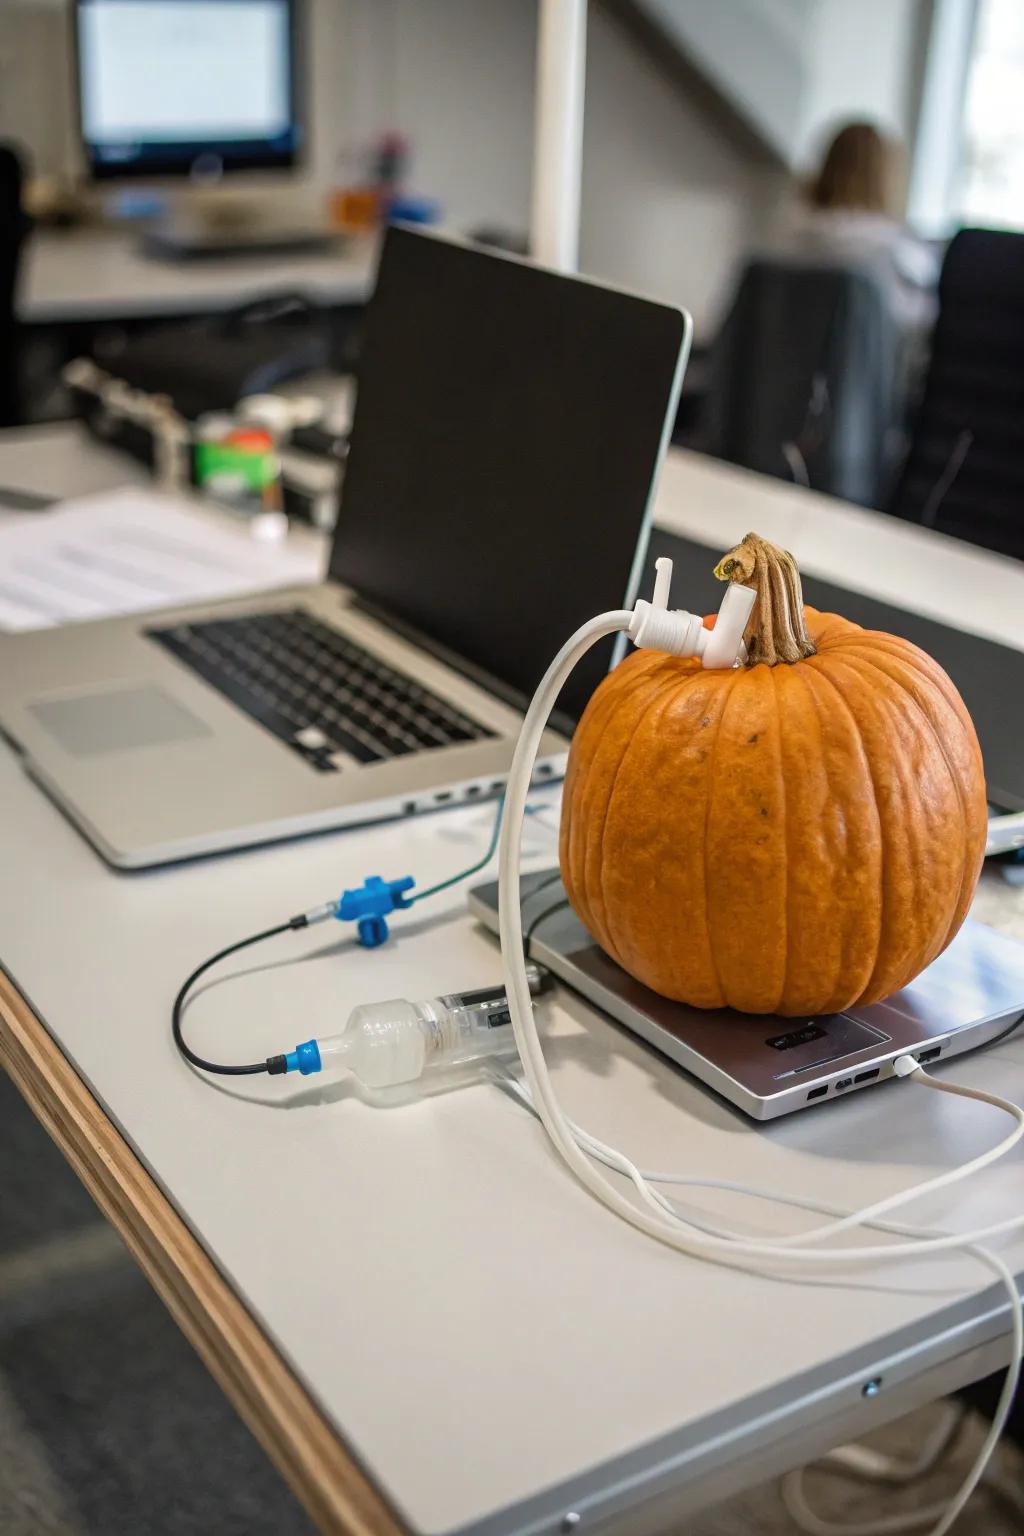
[283,1038,322,1075]
[335,875,416,947]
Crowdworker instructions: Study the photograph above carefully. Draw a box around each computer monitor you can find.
[73,0,302,180]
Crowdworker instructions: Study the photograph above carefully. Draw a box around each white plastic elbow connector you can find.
[628,557,755,669]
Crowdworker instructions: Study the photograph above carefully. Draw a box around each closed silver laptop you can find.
[0,228,690,867]
[469,871,1024,1120]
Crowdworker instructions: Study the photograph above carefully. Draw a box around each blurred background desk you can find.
[21,228,376,328]
[0,420,148,501]
[16,229,376,424]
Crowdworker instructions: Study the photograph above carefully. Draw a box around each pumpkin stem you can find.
[713,532,816,667]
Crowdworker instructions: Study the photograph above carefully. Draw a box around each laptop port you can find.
[854,1068,880,1084]
[402,800,417,814]
[835,1077,853,1091]
[806,1085,828,1101]
[465,784,481,796]
[435,790,453,803]
[918,1046,941,1064]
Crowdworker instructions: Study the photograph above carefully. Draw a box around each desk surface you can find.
[20,226,376,326]
[0,421,150,499]
[1,427,1022,1536]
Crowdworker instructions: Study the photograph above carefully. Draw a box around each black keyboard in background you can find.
[147,608,494,773]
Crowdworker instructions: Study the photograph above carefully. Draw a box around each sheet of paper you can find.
[0,487,324,632]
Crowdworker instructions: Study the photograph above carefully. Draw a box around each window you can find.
[956,0,1024,230]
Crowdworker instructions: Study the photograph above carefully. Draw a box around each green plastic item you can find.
[194,440,278,493]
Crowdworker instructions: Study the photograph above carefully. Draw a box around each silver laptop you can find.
[0,228,690,867]
[469,871,1024,1120]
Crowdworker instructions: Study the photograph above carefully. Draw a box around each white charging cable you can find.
[812,1401,966,1489]
[495,566,1023,1536]
[491,1064,1021,1536]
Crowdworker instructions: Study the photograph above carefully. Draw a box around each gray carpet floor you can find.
[1,1072,1020,1534]
[0,1072,314,1534]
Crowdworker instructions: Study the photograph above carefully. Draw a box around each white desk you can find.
[0,428,1022,1536]
[20,227,375,327]
[0,420,150,499]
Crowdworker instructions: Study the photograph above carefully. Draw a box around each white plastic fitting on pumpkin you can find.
[626,555,755,667]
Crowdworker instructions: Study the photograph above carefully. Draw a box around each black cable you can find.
[523,868,564,903]
[973,1009,1024,1058]
[523,893,570,955]
[172,916,308,1076]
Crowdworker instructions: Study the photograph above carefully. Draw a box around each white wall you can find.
[797,0,925,166]
[580,6,771,332]
[327,0,767,334]
[0,0,75,178]
[626,0,926,171]
[642,0,815,162]
[337,0,537,232]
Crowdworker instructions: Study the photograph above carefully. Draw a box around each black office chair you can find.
[701,258,907,508]
[888,228,1024,560]
[0,141,31,429]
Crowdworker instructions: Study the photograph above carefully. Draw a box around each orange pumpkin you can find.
[559,533,988,1016]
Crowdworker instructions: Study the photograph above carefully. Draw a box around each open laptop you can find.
[0,227,690,867]
[469,872,1024,1121]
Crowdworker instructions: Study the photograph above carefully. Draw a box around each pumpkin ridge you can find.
[598,666,700,975]
[771,666,790,1014]
[802,655,885,995]
[564,658,655,940]
[787,660,864,1009]
[779,657,853,1007]
[812,650,946,1001]
[800,608,862,655]
[577,663,681,970]
[703,668,741,1008]
[569,708,621,954]
[782,662,826,1008]
[830,635,977,735]
[825,645,981,957]
[815,652,923,1002]
[562,664,635,934]
[798,663,890,1007]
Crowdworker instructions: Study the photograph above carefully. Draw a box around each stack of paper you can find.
[0,488,324,632]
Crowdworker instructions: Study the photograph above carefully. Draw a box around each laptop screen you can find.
[330,227,688,725]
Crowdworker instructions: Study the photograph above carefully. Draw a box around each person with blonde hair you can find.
[808,121,898,213]
[791,120,937,295]
[704,121,937,506]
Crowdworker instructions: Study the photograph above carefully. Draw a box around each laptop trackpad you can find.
[29,686,211,757]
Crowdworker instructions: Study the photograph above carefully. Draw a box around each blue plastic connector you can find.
[335,875,416,948]
[284,1038,322,1075]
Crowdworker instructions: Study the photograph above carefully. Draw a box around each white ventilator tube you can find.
[495,558,1024,1536]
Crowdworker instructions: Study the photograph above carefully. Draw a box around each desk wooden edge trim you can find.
[0,968,405,1536]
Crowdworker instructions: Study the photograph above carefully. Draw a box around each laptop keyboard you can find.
[148,608,494,772]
